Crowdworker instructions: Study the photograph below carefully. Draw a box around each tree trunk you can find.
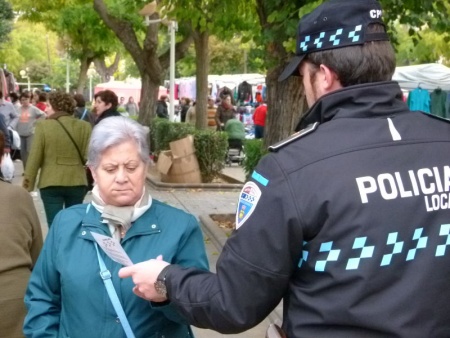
[93,0,193,131]
[193,30,209,130]
[138,72,159,127]
[93,53,121,83]
[76,56,93,94]
[264,64,308,147]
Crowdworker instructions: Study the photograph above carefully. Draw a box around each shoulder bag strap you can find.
[94,243,136,338]
[55,119,84,164]
[80,108,88,120]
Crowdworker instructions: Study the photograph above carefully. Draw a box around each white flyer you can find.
[91,232,133,266]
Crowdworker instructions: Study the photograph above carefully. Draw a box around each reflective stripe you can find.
[387,118,402,141]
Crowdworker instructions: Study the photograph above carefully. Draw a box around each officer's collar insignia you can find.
[268,122,319,152]
[236,181,262,230]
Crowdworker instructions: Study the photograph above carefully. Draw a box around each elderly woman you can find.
[24,116,209,337]
[23,91,92,226]
[0,131,43,337]
[215,95,237,131]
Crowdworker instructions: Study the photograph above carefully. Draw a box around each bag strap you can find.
[80,108,88,121]
[55,119,84,164]
[95,243,136,338]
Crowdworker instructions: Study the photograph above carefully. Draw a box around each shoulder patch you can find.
[268,122,319,152]
[236,181,262,230]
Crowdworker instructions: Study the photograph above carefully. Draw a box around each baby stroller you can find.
[226,138,245,166]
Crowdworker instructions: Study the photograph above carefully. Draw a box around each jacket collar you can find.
[48,112,73,120]
[296,81,407,131]
[79,203,161,243]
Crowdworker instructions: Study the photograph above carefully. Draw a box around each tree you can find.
[161,0,255,130]
[251,0,450,145]
[176,36,265,77]
[10,0,122,94]
[93,0,194,127]
[0,21,58,75]
[0,0,13,46]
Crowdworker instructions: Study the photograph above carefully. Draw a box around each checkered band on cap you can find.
[278,0,390,81]
[298,25,364,54]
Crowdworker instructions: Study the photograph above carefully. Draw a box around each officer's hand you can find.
[119,255,169,302]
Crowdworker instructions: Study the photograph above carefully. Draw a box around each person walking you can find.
[125,96,139,117]
[17,91,46,170]
[74,93,95,126]
[118,1,450,337]
[23,91,92,226]
[215,95,236,131]
[252,101,267,139]
[0,131,43,338]
[92,90,121,125]
[156,95,169,119]
[0,89,19,130]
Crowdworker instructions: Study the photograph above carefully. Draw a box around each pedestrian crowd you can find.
[2,1,449,337]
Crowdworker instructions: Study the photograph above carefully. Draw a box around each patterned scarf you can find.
[91,185,152,240]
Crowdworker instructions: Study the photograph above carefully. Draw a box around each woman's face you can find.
[224,96,231,105]
[20,96,31,108]
[45,102,55,116]
[94,97,111,116]
[91,140,148,207]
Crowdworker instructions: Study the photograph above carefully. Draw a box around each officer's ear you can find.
[318,64,342,94]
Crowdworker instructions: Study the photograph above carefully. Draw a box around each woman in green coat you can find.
[22,91,92,226]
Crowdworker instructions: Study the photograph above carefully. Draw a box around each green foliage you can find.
[150,119,228,182]
[150,118,195,154]
[0,21,59,76]
[177,35,266,77]
[0,0,13,45]
[193,130,228,183]
[242,139,268,181]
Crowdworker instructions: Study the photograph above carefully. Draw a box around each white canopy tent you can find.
[392,63,450,91]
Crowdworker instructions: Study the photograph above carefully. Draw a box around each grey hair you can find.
[87,116,150,169]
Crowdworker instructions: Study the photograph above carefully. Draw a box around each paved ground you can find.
[12,161,279,337]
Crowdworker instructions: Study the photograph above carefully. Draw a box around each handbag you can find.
[55,119,94,190]
[1,152,14,181]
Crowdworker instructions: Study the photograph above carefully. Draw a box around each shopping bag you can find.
[1,153,15,181]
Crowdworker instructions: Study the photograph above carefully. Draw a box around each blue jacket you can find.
[24,199,209,338]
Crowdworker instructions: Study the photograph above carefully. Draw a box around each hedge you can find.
[150,118,228,183]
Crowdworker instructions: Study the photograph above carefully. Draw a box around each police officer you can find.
[119,1,450,337]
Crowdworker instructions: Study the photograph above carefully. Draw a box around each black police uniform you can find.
[165,81,450,337]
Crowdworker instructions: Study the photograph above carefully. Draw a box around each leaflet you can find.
[91,232,133,266]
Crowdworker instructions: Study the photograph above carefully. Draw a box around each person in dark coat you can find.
[73,93,95,126]
[117,1,450,337]
[156,95,169,119]
[92,90,121,125]
[179,97,191,123]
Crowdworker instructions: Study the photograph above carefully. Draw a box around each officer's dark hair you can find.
[306,24,395,87]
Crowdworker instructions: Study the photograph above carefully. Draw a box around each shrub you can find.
[194,130,228,183]
[151,118,195,154]
[242,139,268,181]
[150,119,228,183]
